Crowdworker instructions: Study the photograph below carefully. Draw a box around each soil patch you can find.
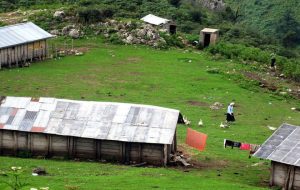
[187,100,209,107]
[243,72,277,92]
[174,145,228,170]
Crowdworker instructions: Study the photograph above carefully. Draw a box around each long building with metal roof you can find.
[0,96,180,166]
[0,22,53,68]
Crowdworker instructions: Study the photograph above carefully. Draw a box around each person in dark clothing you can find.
[226,102,235,123]
[270,53,276,70]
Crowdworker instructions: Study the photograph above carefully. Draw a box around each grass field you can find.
[0,37,299,189]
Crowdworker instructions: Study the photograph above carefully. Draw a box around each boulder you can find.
[50,29,60,36]
[62,25,74,35]
[69,29,80,39]
[125,35,134,44]
[53,10,65,18]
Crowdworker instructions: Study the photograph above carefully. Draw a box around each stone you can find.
[32,167,47,175]
[69,29,80,38]
[53,10,65,18]
[62,25,74,35]
[125,35,134,44]
[50,29,60,36]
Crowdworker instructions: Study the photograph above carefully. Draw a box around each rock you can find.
[62,25,74,35]
[53,10,65,18]
[32,167,47,175]
[104,33,109,38]
[279,91,287,95]
[50,29,60,36]
[75,52,83,56]
[137,29,146,37]
[69,29,80,39]
[210,102,223,110]
[125,35,134,44]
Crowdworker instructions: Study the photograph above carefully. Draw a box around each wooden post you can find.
[96,140,101,160]
[67,137,74,159]
[71,39,74,51]
[163,144,168,167]
[27,133,32,153]
[8,52,11,68]
[174,130,177,152]
[270,161,275,187]
[31,43,34,62]
[288,166,295,190]
[138,144,142,163]
[0,51,2,70]
[13,131,17,156]
[45,40,47,59]
[47,135,52,157]
[0,130,3,155]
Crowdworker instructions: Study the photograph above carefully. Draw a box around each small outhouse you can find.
[200,28,219,47]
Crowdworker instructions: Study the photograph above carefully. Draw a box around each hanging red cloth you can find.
[240,143,251,150]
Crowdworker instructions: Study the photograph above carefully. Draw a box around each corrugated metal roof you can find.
[141,14,170,26]
[253,123,300,167]
[0,96,180,145]
[201,28,219,33]
[0,22,53,49]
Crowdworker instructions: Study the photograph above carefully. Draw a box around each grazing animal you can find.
[198,119,203,127]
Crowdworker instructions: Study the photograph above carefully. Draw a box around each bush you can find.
[108,33,124,44]
[207,41,300,81]
[160,33,185,48]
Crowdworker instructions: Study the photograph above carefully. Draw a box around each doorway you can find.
[169,25,177,35]
[204,33,211,47]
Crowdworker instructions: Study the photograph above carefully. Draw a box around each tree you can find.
[168,0,181,7]
[276,10,300,47]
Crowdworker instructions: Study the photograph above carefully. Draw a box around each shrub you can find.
[160,33,185,48]
[207,41,300,81]
[108,33,124,44]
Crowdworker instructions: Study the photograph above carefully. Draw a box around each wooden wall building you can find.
[141,14,177,35]
[254,124,300,190]
[0,22,53,69]
[0,97,179,166]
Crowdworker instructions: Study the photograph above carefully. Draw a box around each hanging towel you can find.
[186,128,208,151]
[240,143,251,150]
[224,139,241,149]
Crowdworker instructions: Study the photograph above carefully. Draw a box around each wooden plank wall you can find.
[0,40,48,69]
[0,129,176,166]
[271,161,300,190]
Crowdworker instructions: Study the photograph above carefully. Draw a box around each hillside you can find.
[224,0,300,35]
[1,37,300,189]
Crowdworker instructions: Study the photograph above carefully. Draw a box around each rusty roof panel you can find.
[0,96,180,144]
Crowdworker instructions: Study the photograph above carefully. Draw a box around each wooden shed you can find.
[254,124,300,190]
[141,14,177,34]
[200,28,219,47]
[0,96,180,166]
[0,22,53,69]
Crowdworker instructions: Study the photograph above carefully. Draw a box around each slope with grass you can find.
[0,37,299,189]
[224,0,300,34]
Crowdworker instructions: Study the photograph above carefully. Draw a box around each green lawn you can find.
[0,37,299,189]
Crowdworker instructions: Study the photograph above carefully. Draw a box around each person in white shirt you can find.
[226,102,235,123]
